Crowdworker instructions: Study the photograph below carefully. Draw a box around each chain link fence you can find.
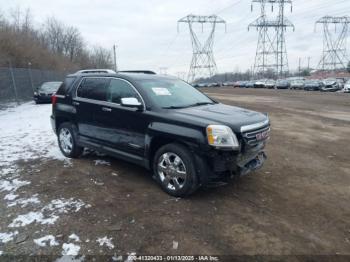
[0,67,69,105]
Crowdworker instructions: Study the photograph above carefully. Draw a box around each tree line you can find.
[0,8,113,72]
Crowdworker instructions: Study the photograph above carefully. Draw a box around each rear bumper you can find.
[50,115,56,134]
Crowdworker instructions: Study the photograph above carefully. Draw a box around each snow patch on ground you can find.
[61,243,81,256]
[0,103,67,166]
[69,234,80,242]
[0,179,30,192]
[34,235,59,247]
[96,236,114,250]
[94,160,111,166]
[4,192,19,201]
[0,166,17,178]
[9,211,59,227]
[7,194,40,207]
[9,198,88,228]
[0,231,19,243]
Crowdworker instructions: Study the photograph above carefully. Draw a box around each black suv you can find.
[51,70,270,197]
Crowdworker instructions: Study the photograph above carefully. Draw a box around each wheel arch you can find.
[145,122,206,170]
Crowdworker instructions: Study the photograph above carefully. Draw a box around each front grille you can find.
[242,125,270,146]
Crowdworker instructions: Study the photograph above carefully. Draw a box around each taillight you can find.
[52,94,57,105]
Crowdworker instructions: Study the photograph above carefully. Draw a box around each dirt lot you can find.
[0,89,350,259]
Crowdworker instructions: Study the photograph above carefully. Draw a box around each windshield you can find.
[39,82,62,92]
[136,79,214,109]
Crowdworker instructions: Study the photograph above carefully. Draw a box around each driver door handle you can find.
[102,107,112,112]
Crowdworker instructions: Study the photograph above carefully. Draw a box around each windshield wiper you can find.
[162,105,188,109]
[187,102,214,107]
[162,102,214,109]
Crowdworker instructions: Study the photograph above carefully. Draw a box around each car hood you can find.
[168,103,269,133]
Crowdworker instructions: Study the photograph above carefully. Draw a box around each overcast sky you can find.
[1,0,350,76]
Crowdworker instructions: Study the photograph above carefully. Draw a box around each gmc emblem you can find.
[256,130,269,141]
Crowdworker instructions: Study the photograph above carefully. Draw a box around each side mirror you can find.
[121,97,143,110]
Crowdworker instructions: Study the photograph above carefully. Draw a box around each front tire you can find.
[58,123,83,158]
[153,143,199,197]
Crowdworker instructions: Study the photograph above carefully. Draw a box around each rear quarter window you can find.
[56,77,76,96]
[77,78,110,101]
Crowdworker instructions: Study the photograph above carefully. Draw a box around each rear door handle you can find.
[73,101,80,106]
[102,107,112,112]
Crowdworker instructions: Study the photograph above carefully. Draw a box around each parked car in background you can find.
[304,80,322,91]
[342,80,350,93]
[51,70,270,197]
[264,79,276,89]
[336,78,345,89]
[245,81,255,88]
[34,81,62,104]
[254,79,266,88]
[235,81,247,88]
[275,79,290,89]
[321,78,342,92]
[290,79,305,90]
[204,82,220,88]
[222,82,234,87]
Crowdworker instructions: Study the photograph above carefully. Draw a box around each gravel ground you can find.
[0,88,349,260]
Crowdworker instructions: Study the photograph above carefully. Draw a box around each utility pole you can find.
[298,57,301,75]
[113,44,118,72]
[315,16,350,71]
[27,62,35,94]
[249,0,294,77]
[8,60,19,105]
[178,15,226,83]
[307,57,311,71]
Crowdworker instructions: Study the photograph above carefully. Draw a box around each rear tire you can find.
[57,123,83,158]
[153,143,199,197]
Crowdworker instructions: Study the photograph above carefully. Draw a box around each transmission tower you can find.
[178,15,226,83]
[315,16,350,71]
[249,0,294,77]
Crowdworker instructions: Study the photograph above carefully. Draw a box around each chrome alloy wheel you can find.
[157,152,187,191]
[59,128,73,154]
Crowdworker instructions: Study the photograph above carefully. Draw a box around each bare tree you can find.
[89,46,113,69]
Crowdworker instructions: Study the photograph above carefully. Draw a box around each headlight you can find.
[34,92,38,95]
[206,125,239,149]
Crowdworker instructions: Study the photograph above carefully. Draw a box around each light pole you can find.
[28,62,35,94]
[113,44,118,72]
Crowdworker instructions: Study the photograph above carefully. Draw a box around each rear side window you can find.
[77,78,109,101]
[56,77,75,95]
[107,79,139,104]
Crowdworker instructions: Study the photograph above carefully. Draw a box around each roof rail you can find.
[75,69,117,74]
[118,70,156,75]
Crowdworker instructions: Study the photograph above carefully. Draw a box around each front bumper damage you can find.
[198,142,267,184]
[236,147,267,176]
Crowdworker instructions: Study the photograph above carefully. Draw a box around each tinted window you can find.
[56,77,75,95]
[77,78,109,101]
[107,79,139,104]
